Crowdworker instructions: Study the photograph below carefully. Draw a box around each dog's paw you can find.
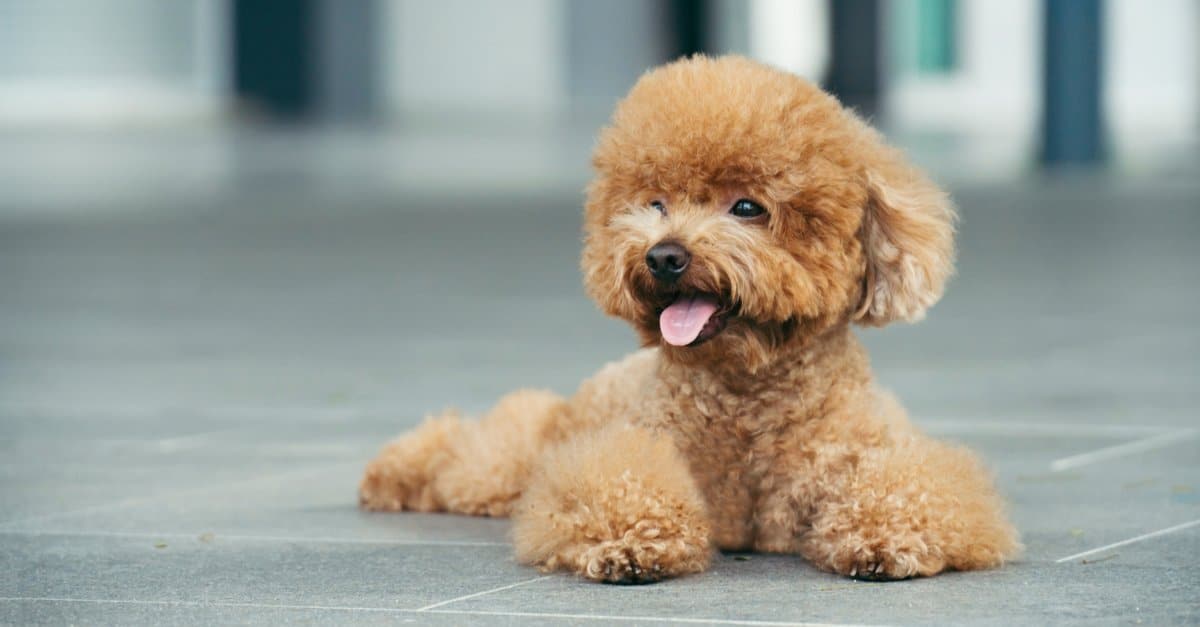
[358,455,439,512]
[841,550,924,581]
[358,457,408,511]
[568,519,711,585]
[578,539,671,584]
[358,418,463,512]
[814,539,946,581]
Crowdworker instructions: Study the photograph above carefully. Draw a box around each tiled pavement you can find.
[1,131,1197,625]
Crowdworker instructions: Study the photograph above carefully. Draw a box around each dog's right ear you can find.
[853,160,957,327]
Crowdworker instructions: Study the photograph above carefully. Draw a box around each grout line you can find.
[0,404,372,421]
[422,608,857,626]
[0,461,358,528]
[1049,428,1199,472]
[2,428,248,450]
[0,596,414,614]
[0,402,1177,437]
[414,575,553,611]
[917,420,1170,438]
[0,596,855,626]
[151,428,242,453]
[259,442,365,455]
[0,529,507,547]
[1055,518,1200,563]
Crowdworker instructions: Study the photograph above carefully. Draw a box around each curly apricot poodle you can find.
[360,55,1020,583]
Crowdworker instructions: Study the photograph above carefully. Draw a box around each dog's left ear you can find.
[853,161,957,326]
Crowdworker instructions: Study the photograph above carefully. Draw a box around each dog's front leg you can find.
[791,435,1020,580]
[512,423,712,583]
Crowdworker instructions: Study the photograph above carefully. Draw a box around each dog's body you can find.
[360,56,1019,582]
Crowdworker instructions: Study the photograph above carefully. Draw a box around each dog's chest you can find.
[645,383,792,548]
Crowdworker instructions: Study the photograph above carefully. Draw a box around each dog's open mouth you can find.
[658,293,731,347]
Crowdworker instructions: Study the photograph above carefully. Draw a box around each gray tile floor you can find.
[1,130,1198,625]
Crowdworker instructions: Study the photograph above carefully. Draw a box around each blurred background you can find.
[1,0,1198,454]
[1,0,1197,446]
[1,0,1196,211]
[1,2,1199,623]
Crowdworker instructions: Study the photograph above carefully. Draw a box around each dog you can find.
[360,55,1020,583]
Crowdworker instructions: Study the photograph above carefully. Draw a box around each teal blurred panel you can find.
[916,0,957,73]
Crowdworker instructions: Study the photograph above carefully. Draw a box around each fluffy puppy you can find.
[360,55,1020,582]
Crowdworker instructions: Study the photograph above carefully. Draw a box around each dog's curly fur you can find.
[360,55,1020,583]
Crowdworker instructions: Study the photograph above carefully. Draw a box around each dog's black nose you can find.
[645,242,690,283]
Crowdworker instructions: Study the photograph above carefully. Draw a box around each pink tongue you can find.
[659,294,719,346]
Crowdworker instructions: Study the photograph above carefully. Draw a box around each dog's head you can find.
[581,56,956,372]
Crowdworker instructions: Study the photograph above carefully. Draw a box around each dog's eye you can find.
[650,200,666,215]
[730,199,765,219]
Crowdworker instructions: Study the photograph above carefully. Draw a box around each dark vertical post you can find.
[233,0,315,119]
[825,0,882,116]
[669,0,709,58]
[1041,0,1106,166]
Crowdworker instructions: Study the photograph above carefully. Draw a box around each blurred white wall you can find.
[746,0,829,82]
[708,0,828,82]
[880,0,1040,178]
[379,0,566,125]
[0,0,227,125]
[1106,0,1198,163]
[884,0,1040,138]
